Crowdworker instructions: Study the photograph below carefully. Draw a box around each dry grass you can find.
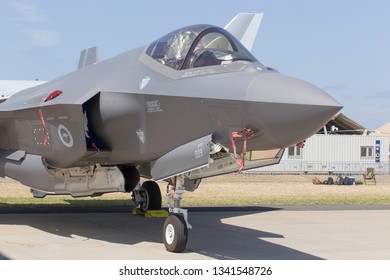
[1,174,390,206]
[182,174,390,205]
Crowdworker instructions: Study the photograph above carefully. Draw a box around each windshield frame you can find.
[181,27,257,69]
[146,25,257,71]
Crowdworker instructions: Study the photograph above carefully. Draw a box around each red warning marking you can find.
[38,109,48,147]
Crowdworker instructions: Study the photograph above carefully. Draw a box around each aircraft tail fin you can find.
[78,47,98,69]
[224,13,264,51]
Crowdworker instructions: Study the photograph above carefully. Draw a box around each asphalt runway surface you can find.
[1,205,390,260]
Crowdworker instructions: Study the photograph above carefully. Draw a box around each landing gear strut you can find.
[163,175,190,252]
[132,176,191,253]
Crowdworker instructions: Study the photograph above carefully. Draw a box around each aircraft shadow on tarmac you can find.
[182,207,323,260]
[0,205,323,260]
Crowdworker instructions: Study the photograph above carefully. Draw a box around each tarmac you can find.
[1,205,390,260]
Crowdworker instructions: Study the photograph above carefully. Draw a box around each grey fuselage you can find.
[0,25,342,173]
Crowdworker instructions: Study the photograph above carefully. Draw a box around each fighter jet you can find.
[0,13,342,252]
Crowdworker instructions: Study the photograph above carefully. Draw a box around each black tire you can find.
[163,214,188,253]
[120,166,140,193]
[139,181,162,212]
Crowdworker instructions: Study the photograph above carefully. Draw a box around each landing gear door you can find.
[150,134,212,181]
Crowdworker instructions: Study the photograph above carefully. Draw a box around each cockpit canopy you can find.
[146,24,257,70]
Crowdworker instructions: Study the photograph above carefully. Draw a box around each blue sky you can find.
[1,0,389,130]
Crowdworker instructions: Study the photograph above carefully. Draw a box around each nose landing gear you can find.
[132,175,191,253]
[163,175,191,252]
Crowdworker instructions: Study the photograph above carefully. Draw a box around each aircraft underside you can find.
[0,131,284,252]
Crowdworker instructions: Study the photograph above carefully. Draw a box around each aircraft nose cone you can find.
[248,72,342,108]
[247,72,343,148]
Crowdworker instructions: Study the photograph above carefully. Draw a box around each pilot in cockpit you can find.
[146,25,257,70]
[164,30,197,70]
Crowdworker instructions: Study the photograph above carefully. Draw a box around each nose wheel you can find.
[163,214,188,252]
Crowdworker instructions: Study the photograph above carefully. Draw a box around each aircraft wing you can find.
[224,13,263,51]
[0,47,96,104]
